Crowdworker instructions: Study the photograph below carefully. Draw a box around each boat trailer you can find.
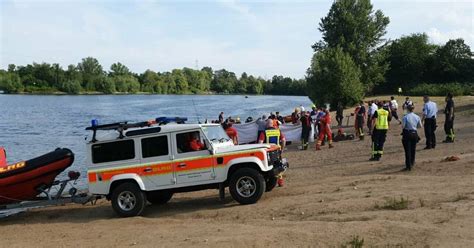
[0,171,100,218]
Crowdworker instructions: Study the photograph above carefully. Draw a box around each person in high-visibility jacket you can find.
[316,109,334,150]
[370,102,391,161]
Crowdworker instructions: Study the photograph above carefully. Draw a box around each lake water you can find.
[0,94,311,188]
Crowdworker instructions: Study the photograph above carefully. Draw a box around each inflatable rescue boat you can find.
[0,147,74,204]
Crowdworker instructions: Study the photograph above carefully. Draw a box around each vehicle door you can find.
[172,129,215,185]
[140,134,175,188]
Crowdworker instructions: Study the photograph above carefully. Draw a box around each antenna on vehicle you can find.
[192,99,201,124]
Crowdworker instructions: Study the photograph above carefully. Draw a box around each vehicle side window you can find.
[92,140,135,164]
[176,131,207,153]
[141,136,169,158]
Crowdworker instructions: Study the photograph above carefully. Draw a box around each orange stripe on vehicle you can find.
[88,150,267,182]
[88,173,97,183]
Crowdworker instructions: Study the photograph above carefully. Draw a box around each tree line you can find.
[1,0,472,102]
[0,59,307,96]
[307,0,473,108]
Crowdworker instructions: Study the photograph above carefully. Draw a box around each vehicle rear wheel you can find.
[229,168,265,204]
[265,176,278,192]
[111,182,147,217]
[147,191,173,205]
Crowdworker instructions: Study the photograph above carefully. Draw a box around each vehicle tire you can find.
[147,191,173,205]
[111,182,147,217]
[265,176,278,192]
[229,168,266,205]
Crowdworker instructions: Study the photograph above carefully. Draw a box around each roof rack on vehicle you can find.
[85,117,188,142]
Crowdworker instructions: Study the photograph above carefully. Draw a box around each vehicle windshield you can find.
[202,125,231,144]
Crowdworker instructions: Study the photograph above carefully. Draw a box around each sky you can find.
[1,0,473,79]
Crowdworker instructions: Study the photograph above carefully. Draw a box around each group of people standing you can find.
[216,93,456,172]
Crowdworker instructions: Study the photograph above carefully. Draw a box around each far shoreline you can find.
[0,91,309,97]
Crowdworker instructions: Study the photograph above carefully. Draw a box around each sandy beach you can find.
[1,96,473,248]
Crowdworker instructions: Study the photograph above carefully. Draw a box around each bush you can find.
[407,83,473,96]
[341,235,365,248]
[375,197,409,210]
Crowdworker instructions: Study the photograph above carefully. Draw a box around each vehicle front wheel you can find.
[265,176,278,192]
[147,191,173,205]
[111,182,147,217]
[229,168,266,204]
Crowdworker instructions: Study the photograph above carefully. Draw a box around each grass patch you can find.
[341,235,365,248]
[453,193,468,202]
[418,198,425,207]
[375,197,410,210]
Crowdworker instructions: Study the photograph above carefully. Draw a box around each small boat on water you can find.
[0,147,74,205]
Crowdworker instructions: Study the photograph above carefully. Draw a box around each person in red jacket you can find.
[316,109,334,150]
[224,122,239,145]
[0,147,7,167]
[188,132,205,151]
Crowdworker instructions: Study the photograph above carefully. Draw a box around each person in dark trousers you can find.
[355,101,366,140]
[300,111,312,150]
[218,112,224,123]
[422,96,438,149]
[370,102,391,161]
[336,102,344,127]
[401,105,421,171]
[389,96,402,124]
[443,93,455,143]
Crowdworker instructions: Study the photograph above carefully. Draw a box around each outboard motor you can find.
[0,147,6,167]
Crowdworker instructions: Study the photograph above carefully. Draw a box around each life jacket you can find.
[375,109,389,130]
[264,128,281,146]
[0,147,7,167]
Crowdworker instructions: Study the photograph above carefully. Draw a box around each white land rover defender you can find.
[85,117,288,217]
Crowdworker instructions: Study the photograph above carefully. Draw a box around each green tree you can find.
[171,69,189,93]
[212,69,237,93]
[112,74,140,93]
[0,70,23,93]
[236,72,248,94]
[307,47,364,107]
[109,62,131,76]
[383,33,436,92]
[246,75,263,94]
[140,69,162,93]
[77,57,104,91]
[432,39,473,83]
[315,0,390,92]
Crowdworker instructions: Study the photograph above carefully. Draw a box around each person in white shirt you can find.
[402,97,414,115]
[422,95,438,149]
[389,96,401,124]
[367,100,378,135]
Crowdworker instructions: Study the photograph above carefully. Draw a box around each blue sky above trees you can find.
[1,0,472,78]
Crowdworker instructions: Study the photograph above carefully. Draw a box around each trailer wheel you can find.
[147,191,173,205]
[229,168,265,205]
[111,182,147,217]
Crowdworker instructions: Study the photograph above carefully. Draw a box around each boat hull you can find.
[0,148,74,205]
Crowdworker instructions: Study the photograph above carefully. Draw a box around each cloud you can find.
[427,27,474,46]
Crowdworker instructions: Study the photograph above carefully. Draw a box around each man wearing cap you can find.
[402,105,421,171]
[422,95,438,149]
